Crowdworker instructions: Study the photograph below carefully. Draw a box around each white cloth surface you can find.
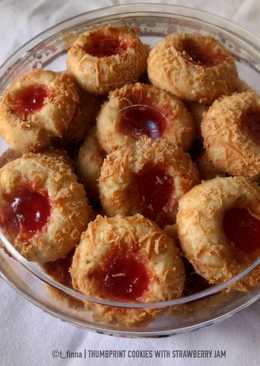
[0,1,260,365]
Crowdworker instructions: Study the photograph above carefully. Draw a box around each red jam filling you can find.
[102,249,149,301]
[86,35,127,57]
[11,85,48,118]
[120,105,166,139]
[1,186,50,237]
[136,163,173,220]
[242,109,260,145]
[223,207,260,254]
[180,39,221,67]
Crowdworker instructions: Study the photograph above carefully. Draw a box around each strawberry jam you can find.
[120,105,166,139]
[181,39,221,67]
[136,163,173,220]
[242,109,260,145]
[11,85,48,118]
[86,35,127,57]
[223,207,260,254]
[102,249,149,301]
[1,186,50,237]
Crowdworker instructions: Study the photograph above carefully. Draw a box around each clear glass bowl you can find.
[0,3,260,337]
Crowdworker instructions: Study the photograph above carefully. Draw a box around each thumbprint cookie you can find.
[97,83,195,152]
[0,69,80,152]
[67,25,148,95]
[77,128,106,201]
[0,151,92,263]
[148,33,238,104]
[202,91,260,179]
[177,177,260,291]
[99,137,199,226]
[70,214,185,326]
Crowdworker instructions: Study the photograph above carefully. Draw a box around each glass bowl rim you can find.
[0,3,260,310]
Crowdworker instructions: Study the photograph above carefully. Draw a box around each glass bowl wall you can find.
[0,4,260,337]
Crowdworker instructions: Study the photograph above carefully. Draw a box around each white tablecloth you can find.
[0,1,260,365]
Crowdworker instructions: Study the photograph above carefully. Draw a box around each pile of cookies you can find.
[0,25,259,327]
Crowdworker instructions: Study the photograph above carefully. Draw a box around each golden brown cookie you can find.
[0,151,92,263]
[70,214,185,327]
[99,137,199,226]
[177,176,260,291]
[148,33,238,103]
[67,25,148,95]
[0,69,80,152]
[202,91,260,179]
[97,83,195,152]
